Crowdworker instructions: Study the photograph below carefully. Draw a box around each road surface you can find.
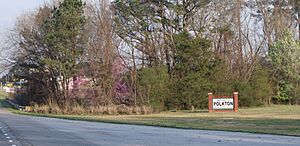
[0,108,299,146]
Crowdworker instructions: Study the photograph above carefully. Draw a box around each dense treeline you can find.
[1,0,300,114]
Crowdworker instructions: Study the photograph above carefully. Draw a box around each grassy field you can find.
[10,104,300,136]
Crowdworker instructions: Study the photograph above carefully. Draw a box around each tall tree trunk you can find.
[131,46,137,106]
[296,6,300,40]
[236,0,243,77]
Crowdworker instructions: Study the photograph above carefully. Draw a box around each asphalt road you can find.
[0,108,299,146]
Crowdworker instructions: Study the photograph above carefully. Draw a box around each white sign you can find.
[213,98,234,110]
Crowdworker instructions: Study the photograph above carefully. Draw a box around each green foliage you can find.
[171,72,212,110]
[42,0,87,102]
[10,0,87,106]
[171,31,217,110]
[292,84,300,104]
[269,31,300,103]
[237,67,272,107]
[248,66,273,105]
[113,0,157,40]
[212,64,272,107]
[43,0,86,74]
[137,67,170,111]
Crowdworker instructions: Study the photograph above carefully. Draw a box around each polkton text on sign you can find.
[212,98,234,110]
[208,92,238,112]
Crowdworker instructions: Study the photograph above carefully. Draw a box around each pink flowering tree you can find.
[67,57,131,105]
[68,76,89,91]
[68,67,91,100]
[111,57,131,105]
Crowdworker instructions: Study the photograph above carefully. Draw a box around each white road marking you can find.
[0,128,15,145]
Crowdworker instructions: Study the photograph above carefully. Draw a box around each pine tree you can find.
[171,31,219,110]
[43,0,86,104]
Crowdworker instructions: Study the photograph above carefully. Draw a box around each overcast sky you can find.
[0,0,49,42]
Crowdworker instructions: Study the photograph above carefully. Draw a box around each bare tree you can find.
[85,0,119,105]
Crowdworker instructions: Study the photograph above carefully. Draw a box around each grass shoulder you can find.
[11,105,300,137]
[0,96,13,108]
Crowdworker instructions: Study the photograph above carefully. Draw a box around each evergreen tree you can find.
[43,0,86,104]
[171,31,219,110]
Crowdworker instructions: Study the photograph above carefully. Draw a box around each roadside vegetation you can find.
[0,0,300,115]
[0,94,12,108]
[2,92,299,136]
[11,104,300,136]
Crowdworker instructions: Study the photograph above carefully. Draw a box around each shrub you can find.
[213,65,273,107]
[170,72,212,110]
[137,66,170,111]
[248,66,273,106]
[170,30,220,110]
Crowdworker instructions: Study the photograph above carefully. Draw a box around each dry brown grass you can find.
[30,104,153,115]
[32,104,50,114]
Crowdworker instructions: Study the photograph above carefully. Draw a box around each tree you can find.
[137,66,170,111]
[6,5,53,105]
[43,0,87,105]
[85,0,119,106]
[113,0,212,109]
[171,31,219,109]
[113,0,211,70]
[269,31,300,104]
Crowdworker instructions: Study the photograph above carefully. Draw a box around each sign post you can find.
[208,93,213,112]
[208,92,238,112]
[233,92,238,112]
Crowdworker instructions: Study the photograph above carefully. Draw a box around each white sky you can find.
[0,0,49,42]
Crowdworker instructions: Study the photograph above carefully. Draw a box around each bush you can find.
[170,72,212,110]
[170,30,219,110]
[137,66,170,111]
[213,66,272,107]
[248,67,273,105]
